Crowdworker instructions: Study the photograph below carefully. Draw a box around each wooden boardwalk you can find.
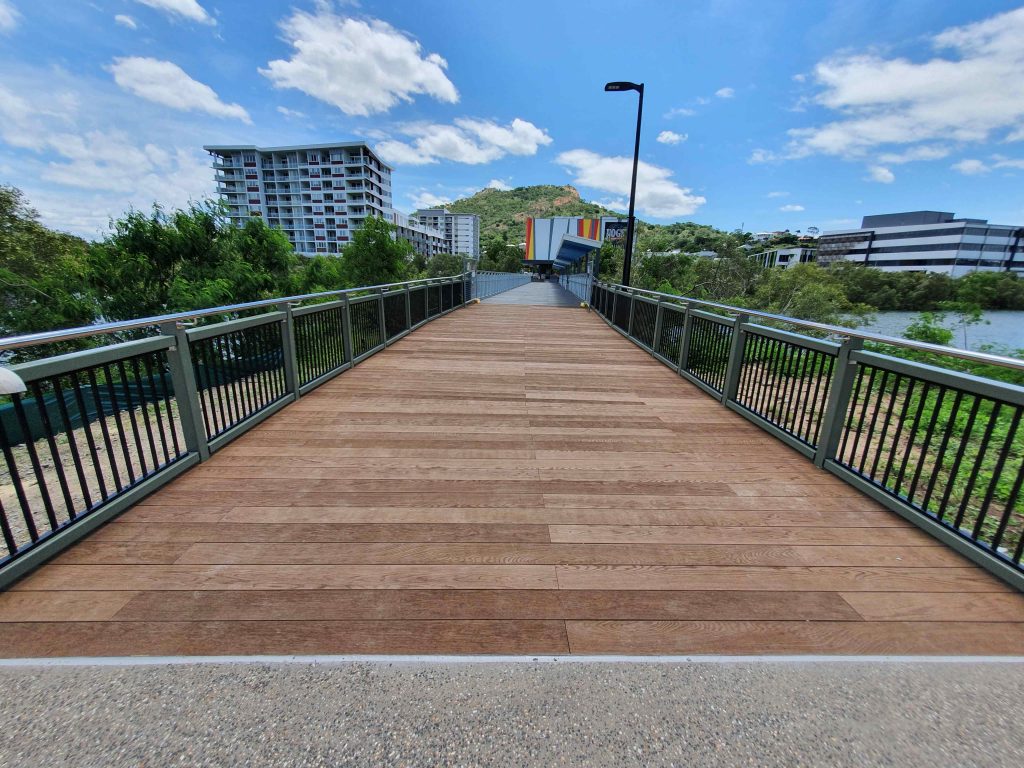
[2,303,1023,656]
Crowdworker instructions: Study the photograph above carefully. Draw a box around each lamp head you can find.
[604,81,642,93]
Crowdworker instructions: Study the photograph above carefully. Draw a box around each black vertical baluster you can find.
[764,339,785,423]
[115,361,148,478]
[880,378,916,489]
[838,366,868,463]
[892,382,930,499]
[102,364,137,485]
[220,333,246,426]
[11,394,59,530]
[867,373,902,482]
[72,376,109,499]
[28,381,77,522]
[190,339,218,438]
[856,369,889,476]
[953,401,1001,531]
[157,354,182,457]
[249,325,271,408]
[232,330,256,417]
[129,357,161,472]
[0,415,39,542]
[807,355,834,446]
[51,376,94,512]
[0,498,16,556]
[751,336,773,417]
[906,386,946,506]
[975,408,1021,545]
[934,395,981,522]
[141,354,171,464]
[920,389,964,514]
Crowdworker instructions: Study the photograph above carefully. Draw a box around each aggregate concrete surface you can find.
[1,661,1022,767]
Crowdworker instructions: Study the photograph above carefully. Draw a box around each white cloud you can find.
[748,148,779,164]
[376,118,551,166]
[555,149,706,219]
[866,165,895,183]
[410,190,451,209]
[952,158,989,175]
[276,106,306,119]
[109,57,251,123]
[779,204,805,212]
[656,130,687,145]
[0,75,212,237]
[133,0,214,25]
[486,179,512,191]
[952,155,1024,175]
[788,8,1024,160]
[0,0,19,32]
[767,191,789,198]
[715,87,735,99]
[664,107,696,118]
[114,14,138,29]
[877,145,950,164]
[261,9,457,116]
[792,73,807,83]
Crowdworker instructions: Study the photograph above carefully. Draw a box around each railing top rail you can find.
[600,281,1024,373]
[0,273,472,352]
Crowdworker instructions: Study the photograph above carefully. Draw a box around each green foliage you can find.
[424,251,464,278]
[902,312,955,346]
[0,186,99,360]
[292,254,346,295]
[339,215,413,287]
[479,236,523,273]
[596,240,624,283]
[750,263,872,325]
[88,200,298,321]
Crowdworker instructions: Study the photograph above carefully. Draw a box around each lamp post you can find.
[604,80,644,287]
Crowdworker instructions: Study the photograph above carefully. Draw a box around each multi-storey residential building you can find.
[818,211,1024,276]
[204,142,447,260]
[413,208,481,259]
[385,209,448,259]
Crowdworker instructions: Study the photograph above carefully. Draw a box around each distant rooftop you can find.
[861,211,987,228]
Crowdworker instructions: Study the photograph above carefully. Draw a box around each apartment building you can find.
[385,209,448,259]
[818,211,1024,276]
[204,142,447,260]
[413,208,481,259]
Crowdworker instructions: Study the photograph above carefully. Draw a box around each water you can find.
[855,310,1024,354]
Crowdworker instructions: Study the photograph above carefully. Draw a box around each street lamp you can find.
[604,81,644,286]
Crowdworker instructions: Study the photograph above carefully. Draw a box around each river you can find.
[854,310,1024,354]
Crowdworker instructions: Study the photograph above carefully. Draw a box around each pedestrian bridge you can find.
[0,274,1022,656]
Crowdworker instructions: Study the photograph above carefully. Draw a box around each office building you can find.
[818,211,1024,275]
[757,247,817,269]
[413,208,481,259]
[204,142,447,260]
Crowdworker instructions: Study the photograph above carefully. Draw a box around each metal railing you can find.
[559,273,593,303]
[592,281,1024,590]
[471,271,531,300]
[0,274,472,586]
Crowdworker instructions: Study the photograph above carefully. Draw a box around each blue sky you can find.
[1,0,1023,238]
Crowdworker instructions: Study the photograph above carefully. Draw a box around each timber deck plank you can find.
[1,302,1019,657]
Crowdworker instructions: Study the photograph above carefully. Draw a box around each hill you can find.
[446,185,622,244]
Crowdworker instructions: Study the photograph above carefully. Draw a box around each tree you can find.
[0,186,98,359]
[480,236,522,273]
[339,215,413,287]
[425,252,464,278]
[749,263,872,325]
[88,200,297,321]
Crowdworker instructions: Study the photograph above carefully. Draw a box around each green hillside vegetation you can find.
[447,185,621,244]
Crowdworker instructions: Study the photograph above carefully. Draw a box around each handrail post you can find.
[626,290,636,336]
[652,301,665,356]
[278,302,300,401]
[610,289,619,328]
[160,321,210,461]
[677,305,693,372]
[341,294,354,366]
[814,337,864,467]
[378,288,388,346]
[404,284,412,330]
[722,313,749,404]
